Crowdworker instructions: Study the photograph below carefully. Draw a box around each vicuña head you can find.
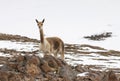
[36,19,45,29]
[35,19,64,60]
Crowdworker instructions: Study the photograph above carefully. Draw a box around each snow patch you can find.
[77,72,89,76]
[0,40,38,52]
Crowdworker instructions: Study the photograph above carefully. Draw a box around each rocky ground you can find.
[0,33,120,81]
[84,32,112,41]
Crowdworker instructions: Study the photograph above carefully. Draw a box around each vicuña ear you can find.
[35,19,39,23]
[42,19,45,23]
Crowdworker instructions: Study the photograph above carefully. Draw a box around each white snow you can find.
[0,40,119,70]
[0,0,120,71]
[0,53,12,57]
[79,47,108,52]
[0,65,3,67]
[80,35,120,51]
[0,0,120,51]
[65,53,120,69]
[0,41,39,52]
[77,72,89,77]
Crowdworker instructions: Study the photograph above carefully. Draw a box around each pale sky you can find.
[0,0,120,43]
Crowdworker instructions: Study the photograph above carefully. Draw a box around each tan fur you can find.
[36,19,64,60]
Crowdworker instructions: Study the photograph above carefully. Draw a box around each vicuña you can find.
[36,19,64,60]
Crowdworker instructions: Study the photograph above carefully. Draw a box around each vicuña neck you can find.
[39,28,44,44]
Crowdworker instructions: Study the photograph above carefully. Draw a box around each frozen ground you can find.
[0,38,120,71]
[0,1,120,69]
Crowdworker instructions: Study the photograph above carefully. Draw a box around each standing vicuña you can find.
[35,19,64,60]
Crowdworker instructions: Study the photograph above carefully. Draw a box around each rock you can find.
[43,55,63,73]
[0,71,9,81]
[7,62,18,71]
[107,70,118,81]
[43,55,77,81]
[17,62,26,73]
[116,73,120,81]
[16,55,25,62]
[59,64,76,81]
[44,55,59,68]
[24,75,35,81]
[87,71,104,81]
[0,54,119,81]
[27,55,40,66]
[9,72,23,81]
[26,63,41,76]
[75,64,90,73]
[40,60,55,73]
[75,70,119,81]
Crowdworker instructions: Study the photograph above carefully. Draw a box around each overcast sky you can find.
[0,0,120,43]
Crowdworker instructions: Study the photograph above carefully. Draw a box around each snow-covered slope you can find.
[0,39,120,70]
